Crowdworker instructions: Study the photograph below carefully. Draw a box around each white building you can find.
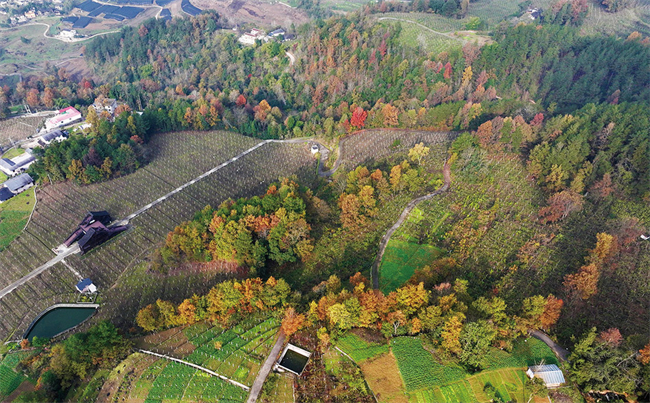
[92,97,118,116]
[238,28,266,45]
[59,29,76,40]
[38,129,67,146]
[527,364,565,388]
[0,153,35,176]
[45,106,82,130]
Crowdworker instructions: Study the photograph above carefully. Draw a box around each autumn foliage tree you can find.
[282,307,305,337]
[350,107,367,129]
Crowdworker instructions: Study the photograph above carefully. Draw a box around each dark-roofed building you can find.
[0,153,36,176]
[63,211,128,254]
[39,130,68,146]
[4,173,33,194]
[0,188,14,203]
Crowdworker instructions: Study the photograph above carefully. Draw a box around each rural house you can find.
[75,278,97,294]
[63,211,129,254]
[4,173,34,194]
[238,28,266,45]
[45,106,82,130]
[0,153,36,176]
[526,364,565,388]
[38,129,68,147]
[92,97,118,116]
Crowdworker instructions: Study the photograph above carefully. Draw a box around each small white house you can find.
[76,278,97,294]
[45,106,82,130]
[4,173,34,194]
[526,364,565,388]
[310,144,319,155]
[238,28,266,45]
[92,97,118,115]
[39,129,67,146]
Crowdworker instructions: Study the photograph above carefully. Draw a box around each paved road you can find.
[247,332,286,403]
[0,244,79,299]
[530,330,569,362]
[136,349,250,390]
[371,161,451,289]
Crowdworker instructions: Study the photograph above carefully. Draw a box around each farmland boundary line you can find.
[135,348,251,391]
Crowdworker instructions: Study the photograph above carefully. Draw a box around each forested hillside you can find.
[1,2,650,402]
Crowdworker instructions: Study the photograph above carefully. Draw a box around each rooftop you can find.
[4,173,33,192]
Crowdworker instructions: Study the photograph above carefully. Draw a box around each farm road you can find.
[371,161,451,289]
[530,330,569,362]
[0,138,320,301]
[0,244,79,300]
[246,332,286,403]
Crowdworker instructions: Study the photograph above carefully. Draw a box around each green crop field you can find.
[378,13,467,33]
[415,368,530,403]
[121,315,280,403]
[379,239,443,293]
[0,187,36,251]
[2,147,25,159]
[0,351,34,399]
[336,333,390,363]
[391,336,558,402]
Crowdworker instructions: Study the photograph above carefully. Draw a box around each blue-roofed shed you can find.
[76,278,97,293]
[0,187,14,203]
[526,364,565,388]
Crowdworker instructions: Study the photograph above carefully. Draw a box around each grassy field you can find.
[336,333,390,363]
[259,372,293,403]
[378,12,467,32]
[0,20,82,74]
[2,148,25,159]
[0,187,35,251]
[379,19,463,55]
[582,2,650,37]
[390,336,557,402]
[378,239,443,293]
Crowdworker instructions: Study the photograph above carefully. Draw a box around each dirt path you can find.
[371,161,451,289]
[246,332,286,403]
[530,330,569,362]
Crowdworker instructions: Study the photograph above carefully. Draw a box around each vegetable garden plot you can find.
[104,14,125,20]
[73,16,94,28]
[76,0,101,11]
[113,5,144,18]
[336,333,390,363]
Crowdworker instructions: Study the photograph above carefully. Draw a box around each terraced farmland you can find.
[112,316,280,402]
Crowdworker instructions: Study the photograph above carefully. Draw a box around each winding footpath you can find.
[371,161,451,289]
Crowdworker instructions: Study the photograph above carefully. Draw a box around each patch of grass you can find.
[2,147,25,159]
[0,186,35,250]
[0,351,34,398]
[336,333,389,363]
[379,239,443,293]
[381,20,462,55]
[484,337,558,370]
[0,171,7,183]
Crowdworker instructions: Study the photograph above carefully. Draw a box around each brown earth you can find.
[359,352,409,403]
[96,353,158,403]
[5,379,35,402]
[193,0,310,28]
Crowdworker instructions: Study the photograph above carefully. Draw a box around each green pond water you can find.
[280,349,309,374]
[25,307,97,341]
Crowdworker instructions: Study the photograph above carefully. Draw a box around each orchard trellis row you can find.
[0,129,457,340]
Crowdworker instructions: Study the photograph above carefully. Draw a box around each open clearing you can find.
[0,187,36,252]
[378,239,443,293]
[360,351,409,403]
[193,0,309,27]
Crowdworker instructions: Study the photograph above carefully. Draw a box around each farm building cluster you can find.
[63,211,128,254]
[238,28,288,45]
[44,106,82,131]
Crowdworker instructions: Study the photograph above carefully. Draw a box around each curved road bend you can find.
[530,330,569,362]
[371,161,451,289]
